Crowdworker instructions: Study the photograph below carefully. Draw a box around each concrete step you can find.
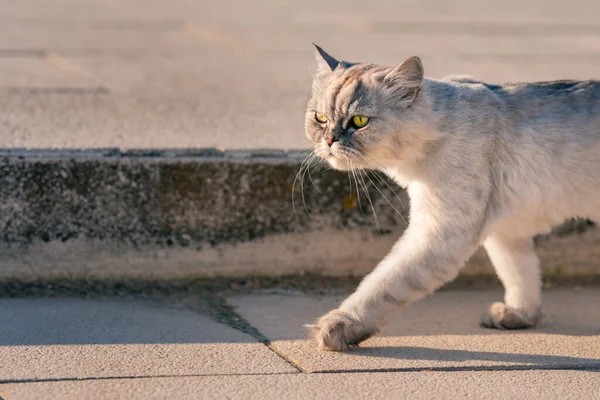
[0,149,598,283]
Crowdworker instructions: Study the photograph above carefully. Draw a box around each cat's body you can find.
[305,45,600,351]
[417,77,600,239]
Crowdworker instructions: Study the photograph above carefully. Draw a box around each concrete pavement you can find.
[2,0,600,149]
[230,289,600,373]
[0,298,296,382]
[3,371,600,400]
[1,289,599,399]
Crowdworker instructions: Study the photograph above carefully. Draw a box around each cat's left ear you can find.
[384,56,424,103]
[313,43,340,74]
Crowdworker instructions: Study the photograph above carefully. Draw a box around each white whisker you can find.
[344,149,409,225]
[356,168,382,234]
[348,160,363,212]
[292,150,315,215]
[360,152,409,213]
[363,169,409,226]
[306,155,324,194]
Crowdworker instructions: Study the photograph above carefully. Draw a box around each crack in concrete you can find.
[3,365,599,385]
[0,372,299,385]
[265,343,306,374]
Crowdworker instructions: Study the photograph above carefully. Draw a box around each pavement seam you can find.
[213,309,307,373]
[2,365,599,385]
[265,343,307,373]
[180,21,253,58]
[44,51,110,90]
[211,297,306,373]
[0,372,299,385]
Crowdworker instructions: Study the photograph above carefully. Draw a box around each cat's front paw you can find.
[311,309,377,351]
[480,302,539,329]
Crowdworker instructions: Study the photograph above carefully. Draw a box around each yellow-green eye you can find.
[314,112,328,123]
[352,115,369,128]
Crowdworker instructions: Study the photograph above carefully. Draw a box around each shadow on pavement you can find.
[348,346,600,370]
[0,298,252,345]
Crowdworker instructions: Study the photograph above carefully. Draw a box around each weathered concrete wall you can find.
[0,149,597,282]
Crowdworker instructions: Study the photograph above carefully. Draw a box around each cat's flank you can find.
[305,44,600,351]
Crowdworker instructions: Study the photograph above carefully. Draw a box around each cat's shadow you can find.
[375,320,600,337]
[346,346,600,370]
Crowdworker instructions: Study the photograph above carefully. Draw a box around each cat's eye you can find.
[352,115,369,128]
[314,112,328,123]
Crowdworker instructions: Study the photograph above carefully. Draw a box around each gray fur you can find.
[305,45,600,351]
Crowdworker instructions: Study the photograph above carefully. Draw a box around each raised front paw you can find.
[311,309,378,351]
[480,302,539,330]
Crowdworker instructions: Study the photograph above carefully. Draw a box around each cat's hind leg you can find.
[481,235,542,329]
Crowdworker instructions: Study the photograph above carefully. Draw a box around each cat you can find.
[305,44,600,351]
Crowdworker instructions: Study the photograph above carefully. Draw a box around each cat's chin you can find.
[317,149,365,171]
[326,156,352,171]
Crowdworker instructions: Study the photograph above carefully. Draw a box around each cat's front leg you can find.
[312,187,488,351]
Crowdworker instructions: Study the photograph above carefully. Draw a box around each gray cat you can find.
[305,44,600,351]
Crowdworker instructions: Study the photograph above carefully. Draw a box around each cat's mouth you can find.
[322,143,364,171]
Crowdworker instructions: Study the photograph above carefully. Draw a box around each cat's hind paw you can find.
[310,309,377,351]
[480,302,539,330]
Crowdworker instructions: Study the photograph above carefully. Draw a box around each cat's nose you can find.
[325,136,338,146]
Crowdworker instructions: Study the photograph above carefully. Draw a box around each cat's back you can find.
[453,77,600,127]
[441,76,600,139]
[492,79,600,110]
[502,80,600,143]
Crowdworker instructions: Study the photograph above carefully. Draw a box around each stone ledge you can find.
[0,148,306,161]
[0,148,596,282]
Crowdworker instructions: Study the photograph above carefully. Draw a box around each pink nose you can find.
[325,136,337,146]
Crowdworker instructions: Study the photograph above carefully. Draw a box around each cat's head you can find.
[305,44,433,171]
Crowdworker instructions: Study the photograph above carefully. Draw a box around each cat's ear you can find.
[313,43,340,74]
[385,56,424,103]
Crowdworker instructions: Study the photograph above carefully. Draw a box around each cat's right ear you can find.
[313,43,339,74]
[385,56,424,103]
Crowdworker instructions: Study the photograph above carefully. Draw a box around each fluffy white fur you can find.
[305,45,600,351]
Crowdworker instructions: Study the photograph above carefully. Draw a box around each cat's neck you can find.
[374,78,458,186]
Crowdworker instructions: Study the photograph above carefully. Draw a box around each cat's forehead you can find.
[312,64,389,112]
[321,64,388,90]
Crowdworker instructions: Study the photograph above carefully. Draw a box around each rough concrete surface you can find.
[0,149,411,279]
[0,293,598,399]
[3,371,600,400]
[0,298,296,381]
[229,289,600,372]
[1,150,598,282]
